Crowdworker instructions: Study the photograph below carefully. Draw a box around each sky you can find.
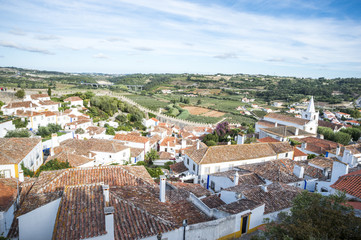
[1,0,361,78]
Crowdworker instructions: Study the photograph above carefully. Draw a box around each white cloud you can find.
[0,40,54,55]
[93,53,109,59]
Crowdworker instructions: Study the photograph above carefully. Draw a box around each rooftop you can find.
[264,113,310,126]
[114,133,150,144]
[0,138,41,165]
[185,142,293,165]
[30,93,50,100]
[257,136,280,143]
[0,178,18,212]
[331,169,361,199]
[169,162,188,174]
[4,101,39,109]
[64,96,83,102]
[296,137,340,155]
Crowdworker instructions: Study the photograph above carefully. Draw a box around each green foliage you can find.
[12,118,28,128]
[47,87,51,96]
[289,138,302,146]
[145,166,164,178]
[5,129,30,138]
[37,124,62,138]
[0,100,4,108]
[245,137,257,144]
[21,163,34,177]
[15,89,25,99]
[75,128,85,134]
[145,149,159,165]
[35,159,71,177]
[340,127,361,142]
[263,191,361,240]
[205,140,216,146]
[106,127,115,135]
[116,114,127,123]
[317,127,351,145]
[307,154,317,159]
[164,161,174,170]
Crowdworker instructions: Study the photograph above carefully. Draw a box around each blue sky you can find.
[0,0,361,78]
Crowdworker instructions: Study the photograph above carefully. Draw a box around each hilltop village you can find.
[1,91,361,240]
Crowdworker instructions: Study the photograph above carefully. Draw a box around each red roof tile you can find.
[114,134,149,144]
[331,170,361,198]
[258,137,280,143]
[0,178,18,211]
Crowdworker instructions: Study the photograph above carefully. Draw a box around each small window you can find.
[187,158,189,165]
[109,155,112,158]
[285,153,288,158]
[210,181,215,190]
[193,164,196,171]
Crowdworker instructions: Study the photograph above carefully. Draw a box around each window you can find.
[123,152,126,157]
[210,181,215,190]
[109,155,112,158]
[187,158,189,165]
[193,164,196,171]
[285,153,288,158]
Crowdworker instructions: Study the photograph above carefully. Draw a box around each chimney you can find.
[275,122,278,127]
[227,141,231,145]
[89,152,92,159]
[18,170,24,182]
[236,135,244,145]
[102,185,110,206]
[295,128,299,136]
[261,185,268,192]
[330,161,349,184]
[293,165,304,178]
[336,145,341,156]
[196,140,200,150]
[301,142,307,150]
[181,138,186,149]
[233,171,239,186]
[159,175,166,202]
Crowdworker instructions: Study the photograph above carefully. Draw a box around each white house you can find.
[0,138,43,178]
[114,133,151,156]
[0,118,16,138]
[328,144,361,168]
[2,101,40,115]
[142,117,159,129]
[183,142,294,185]
[63,96,83,107]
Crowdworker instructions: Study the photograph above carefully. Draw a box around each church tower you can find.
[302,96,319,133]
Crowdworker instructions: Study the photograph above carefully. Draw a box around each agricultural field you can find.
[182,106,225,117]
[126,94,170,111]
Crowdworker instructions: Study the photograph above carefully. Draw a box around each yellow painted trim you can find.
[217,230,242,240]
[247,214,251,232]
[248,224,265,234]
[15,164,19,178]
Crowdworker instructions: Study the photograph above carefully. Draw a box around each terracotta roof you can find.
[261,126,314,137]
[238,159,301,183]
[42,111,57,117]
[258,137,280,143]
[169,182,210,198]
[0,178,18,211]
[15,110,42,117]
[264,113,310,125]
[38,100,59,106]
[30,94,49,100]
[4,101,39,109]
[318,120,344,131]
[170,162,188,174]
[329,144,361,157]
[52,184,106,240]
[201,195,226,209]
[129,147,144,157]
[297,137,340,155]
[308,156,339,169]
[0,138,41,165]
[64,96,83,102]
[256,120,283,128]
[150,117,159,122]
[331,169,361,199]
[217,199,261,214]
[46,151,92,167]
[114,134,149,144]
[60,139,128,154]
[86,126,106,135]
[158,151,173,160]
[160,136,177,147]
[111,185,212,227]
[293,147,308,158]
[65,119,91,126]
[185,142,293,165]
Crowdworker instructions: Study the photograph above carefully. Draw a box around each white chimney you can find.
[50,148,55,156]
[19,170,24,182]
[159,175,166,202]
[336,145,341,156]
[196,140,200,150]
[275,122,278,127]
[181,139,186,149]
[102,185,110,206]
[330,161,349,184]
[293,165,304,178]
[89,152,92,159]
[295,128,299,136]
[261,185,268,192]
[227,141,231,145]
[301,142,307,150]
[233,171,239,186]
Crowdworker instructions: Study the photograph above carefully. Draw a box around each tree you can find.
[15,89,25,99]
[197,99,202,105]
[75,128,85,134]
[215,121,230,138]
[37,126,51,138]
[145,149,159,166]
[334,131,351,145]
[47,87,52,97]
[261,191,361,240]
[5,129,30,138]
